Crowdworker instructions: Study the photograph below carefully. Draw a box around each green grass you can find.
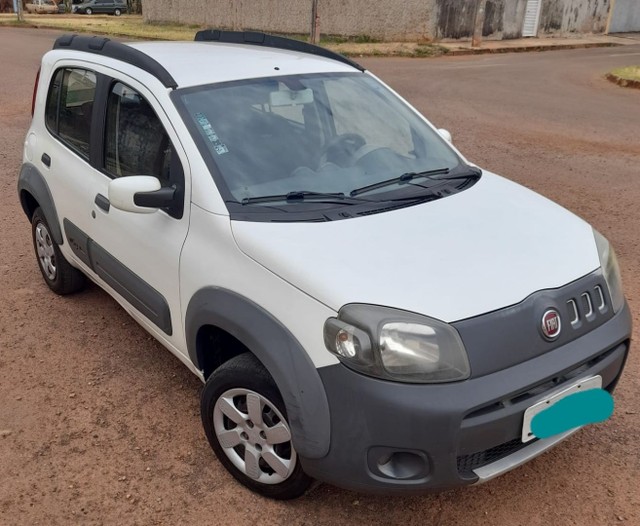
[609,66,640,82]
[0,18,30,27]
[0,14,448,58]
[0,14,201,40]
[413,44,447,57]
[352,34,381,44]
[334,43,448,58]
[319,34,381,44]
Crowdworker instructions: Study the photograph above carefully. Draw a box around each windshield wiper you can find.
[350,167,481,197]
[240,191,369,205]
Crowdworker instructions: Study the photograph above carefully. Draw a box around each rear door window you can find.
[45,68,96,159]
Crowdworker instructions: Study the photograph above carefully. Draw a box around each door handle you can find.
[41,153,51,167]
[94,193,110,212]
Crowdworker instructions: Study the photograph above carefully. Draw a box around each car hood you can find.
[230,172,600,322]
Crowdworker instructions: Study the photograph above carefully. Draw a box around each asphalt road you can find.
[1,27,639,526]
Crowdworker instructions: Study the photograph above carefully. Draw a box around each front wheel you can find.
[201,353,312,500]
[114,8,121,15]
[85,7,92,14]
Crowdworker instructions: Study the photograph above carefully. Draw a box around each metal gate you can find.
[522,0,542,37]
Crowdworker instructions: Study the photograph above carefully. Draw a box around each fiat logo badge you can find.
[541,309,562,340]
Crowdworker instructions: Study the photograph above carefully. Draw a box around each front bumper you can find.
[300,302,631,494]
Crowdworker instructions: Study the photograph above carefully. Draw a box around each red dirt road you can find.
[1,28,639,525]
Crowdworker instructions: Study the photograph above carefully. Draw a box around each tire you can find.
[114,8,121,15]
[85,7,92,14]
[31,207,85,295]
[201,353,313,500]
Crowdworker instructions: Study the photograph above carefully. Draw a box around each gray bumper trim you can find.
[301,302,630,494]
[473,428,580,483]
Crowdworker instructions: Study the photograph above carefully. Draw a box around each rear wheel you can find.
[31,207,85,295]
[201,353,312,500]
[85,7,92,14]
[114,8,121,15]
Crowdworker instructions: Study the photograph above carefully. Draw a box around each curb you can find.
[606,72,640,89]
[445,42,620,56]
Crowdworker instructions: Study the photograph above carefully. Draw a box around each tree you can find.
[127,0,142,15]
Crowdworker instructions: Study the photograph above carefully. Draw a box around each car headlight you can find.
[324,304,470,383]
[593,229,625,314]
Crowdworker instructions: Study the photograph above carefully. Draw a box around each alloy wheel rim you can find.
[213,388,296,484]
[35,222,57,281]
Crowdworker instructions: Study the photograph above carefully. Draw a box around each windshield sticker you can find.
[195,112,229,155]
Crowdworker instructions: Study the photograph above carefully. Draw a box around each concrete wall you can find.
[609,0,640,32]
[538,0,611,35]
[159,0,312,35]
[143,0,618,42]
[317,0,435,41]
[498,0,529,38]
[144,0,436,41]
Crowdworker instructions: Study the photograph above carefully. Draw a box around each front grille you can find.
[465,344,618,420]
[566,284,608,328]
[457,341,628,476]
[457,437,537,474]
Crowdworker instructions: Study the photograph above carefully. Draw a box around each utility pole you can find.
[471,0,487,48]
[310,0,320,44]
[16,0,24,22]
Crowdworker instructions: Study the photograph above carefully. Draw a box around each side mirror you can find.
[438,128,453,143]
[109,176,175,214]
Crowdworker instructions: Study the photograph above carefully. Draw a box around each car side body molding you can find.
[185,287,331,459]
[63,219,173,335]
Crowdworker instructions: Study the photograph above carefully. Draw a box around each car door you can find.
[41,65,99,267]
[43,64,191,357]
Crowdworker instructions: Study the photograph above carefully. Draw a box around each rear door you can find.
[94,0,108,13]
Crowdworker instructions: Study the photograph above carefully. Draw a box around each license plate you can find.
[521,375,602,443]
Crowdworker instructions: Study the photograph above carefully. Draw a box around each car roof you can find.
[123,41,360,88]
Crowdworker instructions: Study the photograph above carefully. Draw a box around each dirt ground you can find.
[1,27,639,526]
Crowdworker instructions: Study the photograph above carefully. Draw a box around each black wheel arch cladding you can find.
[186,287,331,459]
[18,163,63,245]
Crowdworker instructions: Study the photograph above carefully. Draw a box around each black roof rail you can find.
[53,34,178,89]
[194,29,365,72]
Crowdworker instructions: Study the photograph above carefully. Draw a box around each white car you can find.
[25,0,59,14]
[19,31,632,499]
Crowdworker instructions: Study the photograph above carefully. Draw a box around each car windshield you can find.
[177,72,472,216]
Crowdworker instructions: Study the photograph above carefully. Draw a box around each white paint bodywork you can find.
[231,172,600,324]
[30,53,201,374]
[180,205,340,368]
[25,41,602,374]
[126,41,357,87]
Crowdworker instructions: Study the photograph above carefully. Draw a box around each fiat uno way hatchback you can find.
[18,31,632,499]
